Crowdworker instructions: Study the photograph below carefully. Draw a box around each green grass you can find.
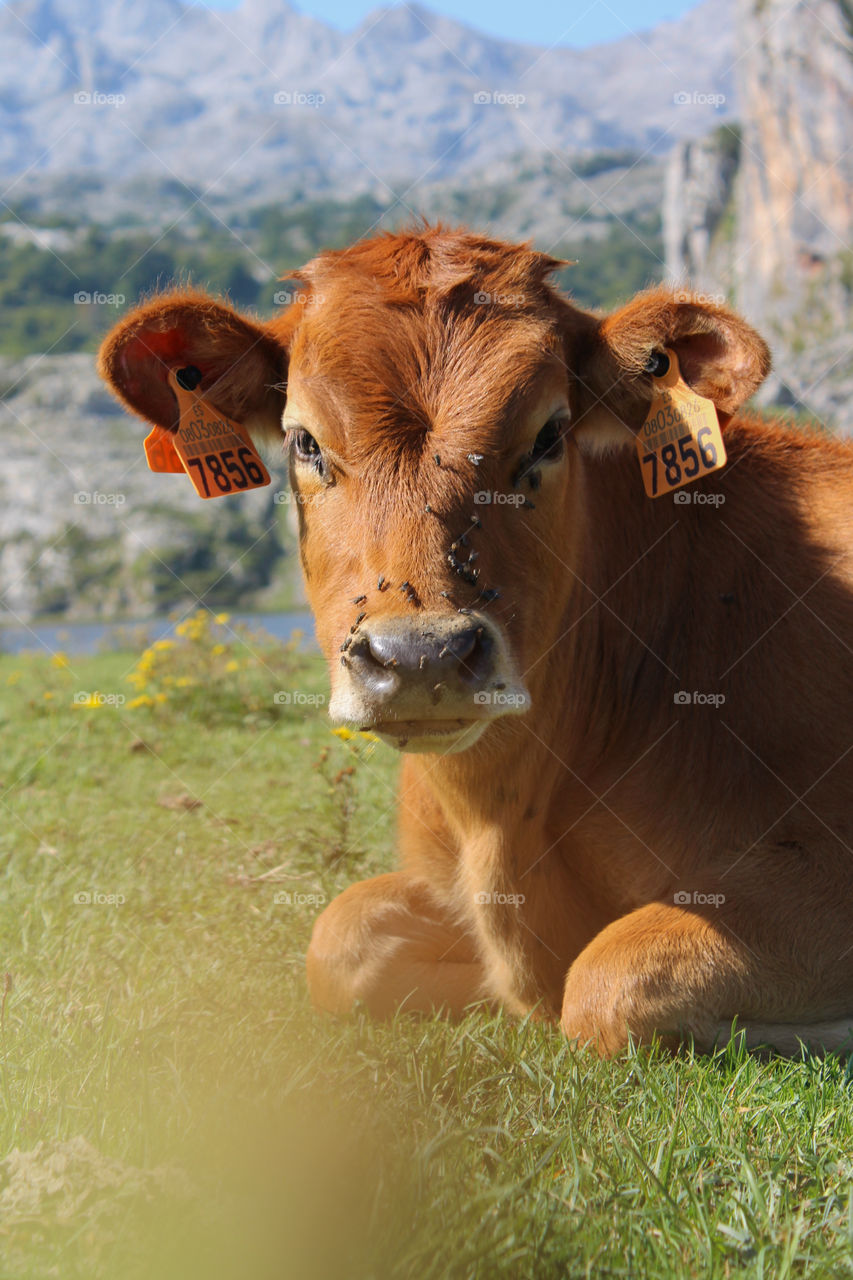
[2,629,853,1279]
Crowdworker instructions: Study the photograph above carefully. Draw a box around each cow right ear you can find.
[569,287,771,455]
[97,290,288,441]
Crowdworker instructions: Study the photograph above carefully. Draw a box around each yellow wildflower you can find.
[50,652,69,669]
[211,644,226,656]
[155,692,168,703]
[6,671,22,686]
[175,677,193,688]
[214,612,230,625]
[332,727,354,741]
[127,694,154,709]
[43,691,55,700]
[225,660,239,673]
[153,639,174,651]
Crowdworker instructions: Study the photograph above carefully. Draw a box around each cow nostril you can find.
[454,624,494,684]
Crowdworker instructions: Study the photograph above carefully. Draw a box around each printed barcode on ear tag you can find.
[637,348,727,499]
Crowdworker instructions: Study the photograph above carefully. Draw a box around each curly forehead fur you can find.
[278,228,577,465]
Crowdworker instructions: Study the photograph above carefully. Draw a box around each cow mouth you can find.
[368,718,488,754]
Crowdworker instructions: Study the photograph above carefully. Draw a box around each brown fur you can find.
[99,226,853,1057]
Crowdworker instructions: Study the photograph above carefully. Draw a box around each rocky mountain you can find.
[0,0,735,217]
[664,0,853,430]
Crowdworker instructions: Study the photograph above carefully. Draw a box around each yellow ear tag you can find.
[636,348,727,499]
[144,369,272,500]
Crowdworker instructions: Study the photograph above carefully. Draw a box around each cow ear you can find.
[97,290,287,441]
[571,288,771,454]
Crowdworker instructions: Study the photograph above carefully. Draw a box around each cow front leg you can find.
[306,872,488,1017]
[560,892,853,1057]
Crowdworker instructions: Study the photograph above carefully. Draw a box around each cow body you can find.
[99,227,853,1055]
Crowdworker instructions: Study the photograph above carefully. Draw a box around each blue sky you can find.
[199,0,701,47]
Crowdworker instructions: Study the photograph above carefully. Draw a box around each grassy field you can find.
[2,616,853,1279]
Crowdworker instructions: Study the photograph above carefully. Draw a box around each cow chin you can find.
[374,720,490,755]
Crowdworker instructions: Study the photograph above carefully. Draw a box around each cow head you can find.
[99,228,770,754]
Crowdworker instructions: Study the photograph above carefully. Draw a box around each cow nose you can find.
[347,615,496,700]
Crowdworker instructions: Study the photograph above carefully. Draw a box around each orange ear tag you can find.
[636,348,727,499]
[144,369,271,499]
[144,425,184,473]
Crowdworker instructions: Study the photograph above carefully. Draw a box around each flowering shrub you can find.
[123,611,313,724]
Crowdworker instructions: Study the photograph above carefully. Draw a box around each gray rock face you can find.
[0,354,297,624]
[664,0,853,431]
[0,0,735,216]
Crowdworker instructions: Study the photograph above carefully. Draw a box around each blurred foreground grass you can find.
[1,616,853,1279]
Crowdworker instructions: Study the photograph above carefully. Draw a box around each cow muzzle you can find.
[329,611,530,753]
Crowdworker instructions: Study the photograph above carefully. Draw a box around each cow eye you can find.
[530,415,567,465]
[293,429,324,471]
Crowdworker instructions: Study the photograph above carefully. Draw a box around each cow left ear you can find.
[97,289,288,442]
[571,288,771,453]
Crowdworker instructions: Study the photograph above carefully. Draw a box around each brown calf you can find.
[99,227,853,1056]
